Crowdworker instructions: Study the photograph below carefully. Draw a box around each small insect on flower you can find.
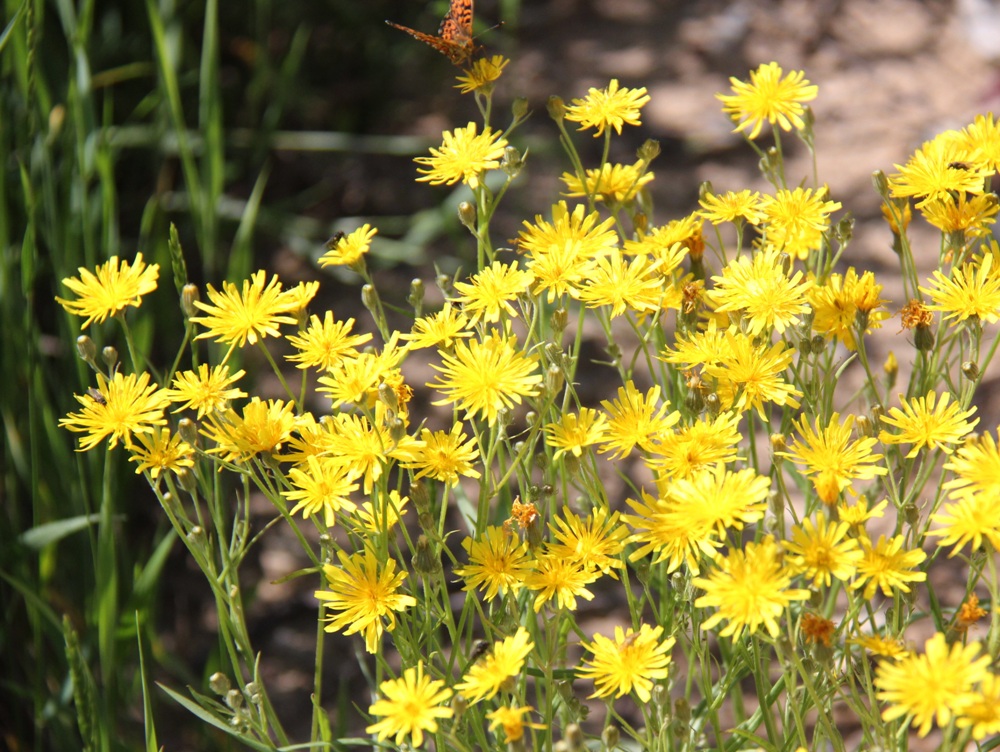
[387,0,477,66]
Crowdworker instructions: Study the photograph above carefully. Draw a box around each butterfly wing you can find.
[387,0,476,65]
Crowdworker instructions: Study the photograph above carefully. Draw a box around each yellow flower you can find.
[315,548,417,654]
[800,613,836,646]
[693,536,810,638]
[166,363,247,418]
[778,412,887,504]
[407,423,481,487]
[698,189,765,225]
[451,260,534,325]
[783,513,863,587]
[60,371,171,451]
[560,161,654,204]
[849,632,910,660]
[285,311,372,370]
[808,268,890,350]
[942,428,1000,498]
[576,250,664,317]
[663,463,769,539]
[921,251,1000,325]
[318,224,376,269]
[454,54,509,94]
[191,270,298,351]
[455,626,533,703]
[759,187,842,259]
[351,490,409,535]
[564,79,650,137]
[624,488,720,574]
[523,552,599,612]
[127,426,194,479]
[486,705,545,744]
[282,456,358,527]
[545,408,609,460]
[56,253,160,328]
[454,526,533,601]
[200,397,297,463]
[705,331,802,419]
[959,112,1000,171]
[401,302,472,350]
[428,332,542,426]
[547,506,627,578]
[324,411,422,494]
[928,493,1000,556]
[875,632,990,736]
[579,624,675,703]
[599,381,680,459]
[956,672,1000,740]
[366,662,453,748]
[889,135,992,208]
[709,247,813,336]
[852,534,927,600]
[716,62,818,140]
[920,192,998,237]
[646,411,743,479]
[878,391,978,457]
[837,495,888,531]
[415,122,507,189]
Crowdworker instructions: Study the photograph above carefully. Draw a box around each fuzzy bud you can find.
[225,689,243,711]
[563,723,584,752]
[412,535,441,574]
[512,96,530,121]
[602,725,620,750]
[457,201,477,232]
[181,283,200,319]
[547,95,565,122]
[550,307,569,335]
[638,138,661,163]
[408,278,425,313]
[545,364,564,397]
[76,335,98,368]
[501,145,525,178]
[962,361,980,381]
[101,346,118,371]
[410,479,431,514]
[209,672,231,696]
[361,284,379,317]
[871,170,890,199]
[914,323,935,352]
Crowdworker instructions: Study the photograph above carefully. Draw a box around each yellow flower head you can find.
[545,408,609,460]
[759,187,842,260]
[560,161,654,205]
[127,426,194,479]
[486,705,545,744]
[191,270,298,352]
[200,397,297,464]
[579,624,675,703]
[716,62,818,140]
[878,391,978,458]
[408,422,482,487]
[852,533,927,600]
[454,526,533,601]
[693,536,810,638]
[56,253,160,328]
[921,251,1000,326]
[319,224,377,269]
[282,455,358,527]
[698,189,766,225]
[60,371,171,452]
[415,122,508,189]
[455,626,533,703]
[889,135,992,208]
[455,54,509,94]
[167,363,247,418]
[783,513,863,587]
[564,79,650,137]
[876,632,990,736]
[315,548,417,654]
[285,311,372,371]
[365,662,453,748]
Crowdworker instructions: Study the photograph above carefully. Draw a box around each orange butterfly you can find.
[387,0,477,66]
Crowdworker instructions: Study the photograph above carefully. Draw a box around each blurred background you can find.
[3,0,1000,748]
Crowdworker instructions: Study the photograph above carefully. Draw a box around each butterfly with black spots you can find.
[387,0,477,66]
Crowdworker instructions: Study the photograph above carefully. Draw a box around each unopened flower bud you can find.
[412,535,441,574]
[76,335,98,368]
[378,382,399,415]
[225,689,243,711]
[436,273,455,298]
[856,414,873,438]
[903,502,919,528]
[408,278,425,313]
[602,725,620,750]
[361,284,379,316]
[550,307,568,334]
[175,468,198,496]
[410,479,431,514]
[871,169,890,199]
[638,138,661,163]
[181,283,200,319]
[914,323,935,351]
[451,694,468,719]
[388,416,407,446]
[778,252,792,276]
[563,723,584,752]
[770,433,786,456]
[810,334,826,355]
[501,145,525,178]
[178,417,198,446]
[674,697,691,724]
[835,215,854,246]
[101,346,118,371]
[962,361,980,381]
[704,392,720,415]
[209,672,231,696]
[633,211,648,234]
[512,96,530,121]
[457,200,477,231]
[545,364,564,396]
[547,95,565,122]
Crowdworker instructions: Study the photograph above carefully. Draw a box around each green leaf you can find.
[19,513,116,549]
[157,684,276,752]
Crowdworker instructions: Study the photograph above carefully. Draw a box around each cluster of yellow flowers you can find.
[56,57,1000,750]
